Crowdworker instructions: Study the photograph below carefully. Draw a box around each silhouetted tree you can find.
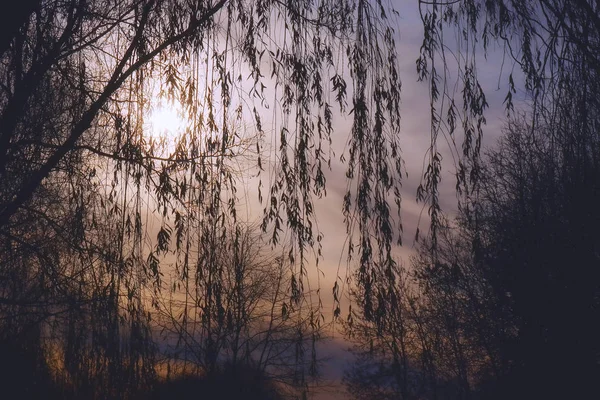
[467,111,600,399]
[343,2,600,397]
[343,261,419,400]
[0,0,403,396]
[344,222,507,400]
[154,223,324,397]
[5,1,600,398]
[345,102,600,398]
[0,5,406,393]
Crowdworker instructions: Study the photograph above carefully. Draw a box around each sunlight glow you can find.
[146,100,187,139]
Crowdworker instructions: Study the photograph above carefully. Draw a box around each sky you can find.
[244,0,519,315]
[145,2,526,396]
[249,2,521,396]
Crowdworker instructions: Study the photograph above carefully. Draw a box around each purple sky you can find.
[236,0,520,312]
[244,2,525,397]
[168,2,529,397]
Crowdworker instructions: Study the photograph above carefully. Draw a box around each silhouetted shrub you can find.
[0,332,61,399]
[150,363,285,400]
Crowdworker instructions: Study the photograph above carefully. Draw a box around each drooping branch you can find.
[0,0,227,229]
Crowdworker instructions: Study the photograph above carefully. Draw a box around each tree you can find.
[343,260,419,400]
[3,1,600,397]
[154,223,324,396]
[414,0,600,238]
[409,218,514,400]
[0,0,405,358]
[345,99,600,399]
[468,112,600,399]
[343,221,507,400]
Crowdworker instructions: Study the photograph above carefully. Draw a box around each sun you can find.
[146,99,187,139]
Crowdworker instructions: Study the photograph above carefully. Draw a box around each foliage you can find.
[154,223,325,392]
[344,105,600,398]
[3,0,600,398]
[150,364,286,400]
[343,225,499,400]
[0,0,405,397]
[416,0,600,242]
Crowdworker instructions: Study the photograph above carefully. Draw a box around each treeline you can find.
[344,59,600,399]
[3,0,600,399]
[0,0,347,398]
[0,205,319,400]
